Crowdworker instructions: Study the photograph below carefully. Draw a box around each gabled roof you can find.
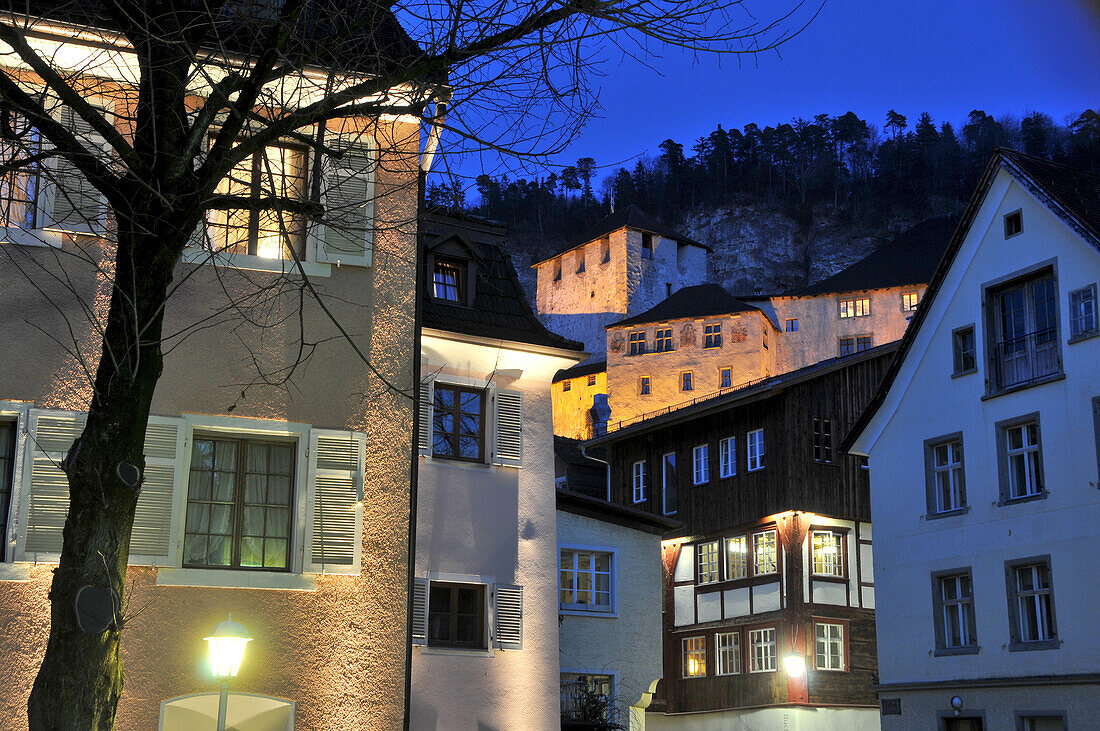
[607,283,760,329]
[421,212,585,353]
[534,205,707,266]
[843,150,1100,452]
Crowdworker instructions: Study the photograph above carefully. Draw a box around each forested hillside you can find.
[432,108,1100,297]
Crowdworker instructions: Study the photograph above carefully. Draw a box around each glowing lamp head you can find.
[783,652,806,678]
[205,614,251,679]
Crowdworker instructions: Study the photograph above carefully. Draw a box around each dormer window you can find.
[433,258,466,302]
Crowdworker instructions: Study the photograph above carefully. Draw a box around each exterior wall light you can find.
[951,695,964,716]
[205,614,251,731]
[783,652,806,678]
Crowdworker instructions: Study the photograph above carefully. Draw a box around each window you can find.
[682,636,706,677]
[811,531,844,576]
[662,452,677,515]
[725,536,748,579]
[704,324,722,348]
[0,421,14,562]
[599,236,610,264]
[209,143,308,260]
[815,622,845,670]
[718,436,736,478]
[988,270,1060,390]
[902,292,920,312]
[560,549,613,612]
[785,318,799,332]
[933,570,977,653]
[762,327,768,350]
[999,417,1043,502]
[839,335,872,356]
[1069,284,1097,339]
[553,262,562,281]
[839,298,870,318]
[926,435,966,514]
[752,530,777,575]
[748,628,776,672]
[428,582,486,648]
[681,371,693,391]
[587,374,597,387]
[641,233,654,259]
[1019,716,1066,731]
[562,380,571,392]
[432,258,466,302]
[1007,558,1057,649]
[0,112,40,230]
[628,331,647,355]
[576,254,585,274]
[656,328,673,352]
[812,418,833,463]
[716,632,741,675]
[747,428,764,471]
[184,437,294,570]
[632,461,646,503]
[639,376,650,395]
[692,444,709,484]
[720,367,732,389]
[560,673,612,719]
[696,541,720,584]
[953,326,977,375]
[432,384,486,462]
[1004,209,1023,238]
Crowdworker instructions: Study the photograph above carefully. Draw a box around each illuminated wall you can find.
[552,369,608,440]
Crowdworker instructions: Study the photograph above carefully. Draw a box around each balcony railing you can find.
[992,328,1060,390]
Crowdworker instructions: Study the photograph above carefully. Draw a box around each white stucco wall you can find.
[646,706,880,730]
[557,510,664,728]
[412,332,582,730]
[854,169,1100,710]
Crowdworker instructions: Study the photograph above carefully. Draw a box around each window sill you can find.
[1,227,59,248]
[1068,330,1099,345]
[181,247,333,278]
[933,645,980,657]
[1008,639,1060,652]
[997,491,1048,508]
[951,367,978,379]
[156,567,317,591]
[0,562,32,581]
[559,608,619,618]
[982,372,1065,400]
[417,645,493,658]
[925,507,971,521]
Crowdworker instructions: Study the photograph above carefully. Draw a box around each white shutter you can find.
[493,390,523,467]
[43,104,109,236]
[494,584,523,650]
[304,428,365,574]
[130,417,184,562]
[410,577,429,645]
[418,377,434,457]
[21,409,85,557]
[315,132,374,267]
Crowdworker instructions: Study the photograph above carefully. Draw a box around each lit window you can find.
[812,418,833,463]
[718,436,736,478]
[725,536,747,580]
[681,371,694,392]
[748,628,776,672]
[682,636,706,677]
[1009,560,1056,646]
[747,428,765,471]
[629,331,647,356]
[902,292,920,312]
[587,374,597,387]
[752,530,777,575]
[639,376,650,395]
[692,444,709,484]
[704,324,722,348]
[1070,284,1097,338]
[432,384,485,462]
[561,673,613,720]
[656,328,673,352]
[815,622,845,670]
[562,380,571,392]
[184,437,294,570]
[953,326,976,374]
[811,531,843,576]
[560,549,613,612]
[1004,210,1023,238]
[1002,420,1043,501]
[935,572,976,651]
[720,367,732,389]
[210,143,308,260]
[696,541,720,584]
[428,582,486,648]
[0,111,40,230]
[632,461,646,503]
[433,259,466,302]
[716,632,741,675]
[839,298,870,318]
[927,437,965,514]
[785,318,799,332]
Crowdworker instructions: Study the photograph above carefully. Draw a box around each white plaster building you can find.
[410,213,586,729]
[848,150,1100,730]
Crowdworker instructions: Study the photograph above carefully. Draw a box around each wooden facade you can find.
[591,345,896,716]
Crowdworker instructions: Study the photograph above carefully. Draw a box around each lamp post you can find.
[205,614,251,731]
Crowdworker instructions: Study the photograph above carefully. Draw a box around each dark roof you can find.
[556,489,680,535]
[607,284,760,329]
[553,359,606,384]
[421,213,585,352]
[780,216,957,297]
[535,205,708,265]
[843,150,1100,453]
[555,436,604,468]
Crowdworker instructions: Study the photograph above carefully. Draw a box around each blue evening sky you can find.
[447,0,1100,185]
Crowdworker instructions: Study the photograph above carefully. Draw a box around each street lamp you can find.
[205,614,251,731]
[783,652,806,678]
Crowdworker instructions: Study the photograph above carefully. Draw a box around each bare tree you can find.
[0,0,820,727]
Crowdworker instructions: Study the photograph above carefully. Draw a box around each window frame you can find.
[812,418,833,464]
[838,335,873,356]
[1015,712,1068,731]
[562,379,571,392]
[924,432,968,518]
[560,672,615,720]
[838,297,871,318]
[996,413,1045,506]
[715,631,741,675]
[695,540,720,585]
[725,535,749,581]
[931,567,979,656]
[431,383,487,464]
[751,529,778,576]
[587,374,597,387]
[982,261,1063,396]
[632,460,646,503]
[655,327,674,353]
[785,318,799,332]
[681,370,694,392]
[1068,283,1098,342]
[427,580,488,649]
[1005,555,1059,651]
[810,530,845,578]
[952,324,978,377]
[628,331,647,356]
[746,428,765,472]
[0,418,16,563]
[902,291,920,312]
[703,323,722,349]
[639,375,651,395]
[718,436,736,478]
[559,545,616,615]
[719,367,732,389]
[682,635,706,678]
[662,452,677,515]
[813,620,847,672]
[692,444,710,485]
[747,626,777,673]
[1004,209,1023,238]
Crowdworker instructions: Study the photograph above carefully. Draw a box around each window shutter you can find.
[418,377,434,456]
[316,133,374,267]
[493,390,523,467]
[44,104,109,236]
[410,577,429,645]
[130,416,185,562]
[494,584,523,650]
[305,428,365,574]
[22,409,85,557]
